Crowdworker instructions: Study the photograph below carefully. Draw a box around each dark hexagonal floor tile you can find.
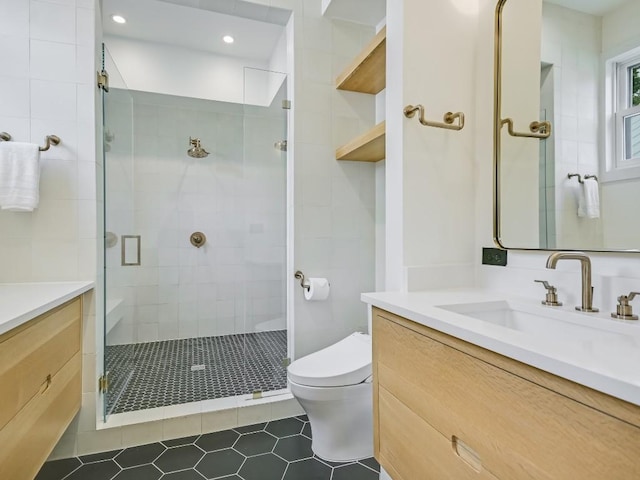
[265,417,304,438]
[115,443,165,468]
[196,430,239,452]
[234,423,266,434]
[359,457,380,472]
[162,470,207,480]
[195,449,245,478]
[65,460,121,480]
[113,464,162,480]
[302,422,312,439]
[283,458,332,480]
[332,463,379,480]
[234,431,277,456]
[36,457,81,480]
[238,453,287,480]
[274,434,313,461]
[80,449,122,464]
[163,436,199,447]
[154,445,204,473]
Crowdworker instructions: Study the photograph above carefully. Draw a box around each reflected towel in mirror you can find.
[577,178,599,219]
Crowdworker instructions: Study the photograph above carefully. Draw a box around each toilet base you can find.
[289,379,373,462]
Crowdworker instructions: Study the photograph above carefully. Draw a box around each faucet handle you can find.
[534,280,563,306]
[611,292,640,320]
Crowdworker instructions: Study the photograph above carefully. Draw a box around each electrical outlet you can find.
[482,247,507,266]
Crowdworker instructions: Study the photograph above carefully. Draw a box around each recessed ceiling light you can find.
[223,35,234,44]
[111,14,126,24]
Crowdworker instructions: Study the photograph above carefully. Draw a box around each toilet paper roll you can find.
[304,277,330,301]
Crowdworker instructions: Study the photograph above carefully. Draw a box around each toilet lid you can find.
[288,333,372,387]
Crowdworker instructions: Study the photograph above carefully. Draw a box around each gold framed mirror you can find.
[493,0,640,252]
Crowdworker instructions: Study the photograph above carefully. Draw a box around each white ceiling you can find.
[545,0,630,16]
[102,0,286,61]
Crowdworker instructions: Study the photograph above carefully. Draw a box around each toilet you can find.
[287,332,373,462]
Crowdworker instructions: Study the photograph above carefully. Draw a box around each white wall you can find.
[600,0,640,248]
[291,14,377,358]
[541,3,603,249]
[385,0,477,292]
[0,0,98,282]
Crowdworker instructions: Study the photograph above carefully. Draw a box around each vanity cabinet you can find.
[372,307,640,480]
[0,298,82,479]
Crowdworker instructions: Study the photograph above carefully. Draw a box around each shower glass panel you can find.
[241,68,289,397]
[101,45,136,421]
[102,59,289,420]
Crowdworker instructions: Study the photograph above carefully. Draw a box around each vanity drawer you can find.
[374,313,640,480]
[0,351,81,480]
[0,298,81,431]
[378,386,500,480]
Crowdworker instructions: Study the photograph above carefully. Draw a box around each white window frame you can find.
[603,46,640,183]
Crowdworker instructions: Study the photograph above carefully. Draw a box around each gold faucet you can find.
[545,252,599,312]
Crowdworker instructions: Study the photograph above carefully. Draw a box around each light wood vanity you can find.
[373,307,640,479]
[0,297,83,479]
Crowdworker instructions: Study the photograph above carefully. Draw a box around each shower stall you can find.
[101,46,289,420]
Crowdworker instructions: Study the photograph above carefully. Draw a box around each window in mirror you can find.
[614,55,640,169]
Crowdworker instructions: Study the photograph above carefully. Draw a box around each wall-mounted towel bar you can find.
[0,132,61,151]
[501,118,551,139]
[404,104,465,131]
[568,173,598,184]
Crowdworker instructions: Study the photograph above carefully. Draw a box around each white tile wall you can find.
[105,90,288,344]
[0,0,97,283]
[541,4,604,249]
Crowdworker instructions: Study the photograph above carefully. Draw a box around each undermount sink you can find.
[436,300,639,344]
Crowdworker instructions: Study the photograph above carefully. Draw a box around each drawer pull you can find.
[40,374,52,394]
[452,436,482,472]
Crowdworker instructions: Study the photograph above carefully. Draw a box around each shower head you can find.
[187,137,209,158]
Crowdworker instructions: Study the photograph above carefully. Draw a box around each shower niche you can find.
[100,0,290,420]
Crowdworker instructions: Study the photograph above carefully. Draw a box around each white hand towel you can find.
[577,178,599,219]
[0,142,41,212]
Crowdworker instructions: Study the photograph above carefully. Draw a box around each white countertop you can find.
[0,281,94,335]
[362,289,640,406]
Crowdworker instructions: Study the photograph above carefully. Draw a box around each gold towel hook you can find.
[0,132,11,141]
[501,118,551,139]
[404,104,465,131]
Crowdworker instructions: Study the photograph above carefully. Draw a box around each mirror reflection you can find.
[497,0,640,251]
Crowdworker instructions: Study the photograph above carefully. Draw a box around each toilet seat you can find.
[287,333,371,388]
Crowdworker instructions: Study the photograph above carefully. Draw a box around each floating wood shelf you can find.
[336,122,385,162]
[336,27,386,94]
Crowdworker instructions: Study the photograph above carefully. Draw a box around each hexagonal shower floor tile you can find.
[105,330,288,414]
[36,416,380,480]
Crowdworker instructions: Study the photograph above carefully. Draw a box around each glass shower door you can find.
[101,45,136,421]
[241,68,289,398]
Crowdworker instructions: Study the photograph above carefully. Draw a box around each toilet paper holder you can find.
[294,270,310,291]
